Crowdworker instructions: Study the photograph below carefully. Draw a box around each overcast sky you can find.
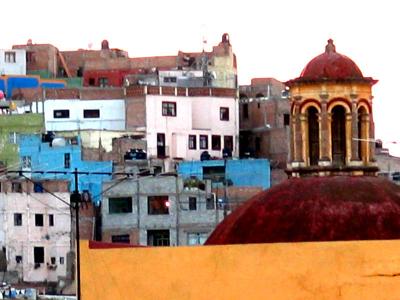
[2,0,399,155]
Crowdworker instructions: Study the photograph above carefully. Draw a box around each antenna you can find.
[201,24,208,52]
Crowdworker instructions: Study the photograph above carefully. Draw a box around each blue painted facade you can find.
[18,134,112,204]
[177,159,270,189]
[0,76,66,99]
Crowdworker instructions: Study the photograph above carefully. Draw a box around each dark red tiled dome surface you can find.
[205,176,400,245]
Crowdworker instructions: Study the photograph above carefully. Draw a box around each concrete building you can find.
[239,78,290,185]
[0,178,71,283]
[18,134,112,204]
[102,175,223,246]
[0,49,26,76]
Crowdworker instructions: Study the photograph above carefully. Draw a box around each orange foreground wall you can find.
[81,240,400,299]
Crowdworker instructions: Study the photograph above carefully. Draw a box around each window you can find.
[212,135,221,151]
[243,103,249,119]
[203,166,225,182]
[206,196,215,210]
[111,234,130,244]
[14,213,22,226]
[35,214,44,227]
[188,135,196,150]
[148,196,169,215]
[11,182,22,193]
[16,256,23,264]
[64,153,70,169]
[284,113,290,126]
[34,247,44,264]
[34,182,44,193]
[49,214,54,226]
[8,132,19,144]
[109,197,133,214]
[163,77,177,83]
[255,137,261,152]
[187,233,207,245]
[88,78,95,86]
[21,156,31,169]
[4,51,16,63]
[200,135,208,149]
[147,230,170,246]
[99,77,108,87]
[53,110,70,119]
[220,107,229,121]
[224,135,233,151]
[189,197,197,210]
[162,102,176,117]
[50,257,56,264]
[26,51,35,63]
[59,257,65,265]
[83,109,100,118]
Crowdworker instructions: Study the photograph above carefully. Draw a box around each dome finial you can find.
[325,39,336,53]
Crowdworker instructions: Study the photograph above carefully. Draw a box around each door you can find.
[157,133,166,158]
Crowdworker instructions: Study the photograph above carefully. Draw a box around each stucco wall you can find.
[81,239,400,300]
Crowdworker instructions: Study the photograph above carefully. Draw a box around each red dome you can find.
[205,176,400,245]
[286,39,376,85]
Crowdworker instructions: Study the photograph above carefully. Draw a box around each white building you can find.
[44,99,126,132]
[0,179,71,282]
[142,88,239,169]
[0,49,26,75]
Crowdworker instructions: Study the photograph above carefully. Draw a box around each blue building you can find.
[0,76,66,99]
[177,159,270,190]
[18,134,112,204]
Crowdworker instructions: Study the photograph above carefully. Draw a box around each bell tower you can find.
[286,39,378,177]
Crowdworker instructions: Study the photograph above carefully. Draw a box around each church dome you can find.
[205,176,400,245]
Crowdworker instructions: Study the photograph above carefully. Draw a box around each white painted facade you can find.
[44,99,125,132]
[0,192,71,282]
[0,49,26,75]
[145,94,239,167]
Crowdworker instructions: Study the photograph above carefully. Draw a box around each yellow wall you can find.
[81,240,400,299]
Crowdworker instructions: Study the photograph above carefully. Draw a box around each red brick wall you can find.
[125,97,146,129]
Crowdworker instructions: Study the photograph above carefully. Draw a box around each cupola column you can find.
[350,97,359,161]
[319,94,330,163]
[368,105,375,162]
[345,113,353,164]
[293,97,304,163]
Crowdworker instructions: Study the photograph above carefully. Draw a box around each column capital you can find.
[319,93,329,101]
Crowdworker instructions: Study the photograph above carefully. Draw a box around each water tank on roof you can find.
[51,138,66,147]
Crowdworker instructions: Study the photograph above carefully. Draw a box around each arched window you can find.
[331,106,346,165]
[358,106,368,162]
[307,107,319,166]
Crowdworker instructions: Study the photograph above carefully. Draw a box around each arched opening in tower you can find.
[307,106,319,166]
[357,106,368,162]
[331,106,346,165]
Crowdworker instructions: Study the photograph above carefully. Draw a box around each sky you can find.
[2,0,399,156]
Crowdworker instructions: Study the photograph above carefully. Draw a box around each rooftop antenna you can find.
[201,24,208,52]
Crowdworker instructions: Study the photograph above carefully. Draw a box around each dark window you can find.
[5,51,16,63]
[50,257,56,264]
[147,230,170,246]
[224,135,233,151]
[200,135,208,149]
[203,166,225,182]
[308,107,319,166]
[188,232,207,245]
[332,106,346,166]
[49,214,54,226]
[255,137,261,152]
[64,153,70,169]
[99,77,108,87]
[206,196,215,210]
[12,182,22,193]
[284,113,290,126]
[59,257,64,264]
[188,135,196,150]
[257,103,260,109]
[88,78,95,86]
[111,234,130,244]
[109,197,133,214]
[35,214,44,227]
[77,67,83,77]
[220,107,229,121]
[163,77,177,83]
[212,135,221,151]
[53,110,70,119]
[243,103,249,119]
[162,102,176,116]
[83,109,100,118]
[34,247,44,264]
[148,196,169,215]
[26,51,34,63]
[14,213,22,226]
[189,197,197,210]
[34,182,44,193]
[16,256,23,264]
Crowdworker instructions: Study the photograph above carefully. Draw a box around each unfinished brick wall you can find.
[125,97,146,129]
